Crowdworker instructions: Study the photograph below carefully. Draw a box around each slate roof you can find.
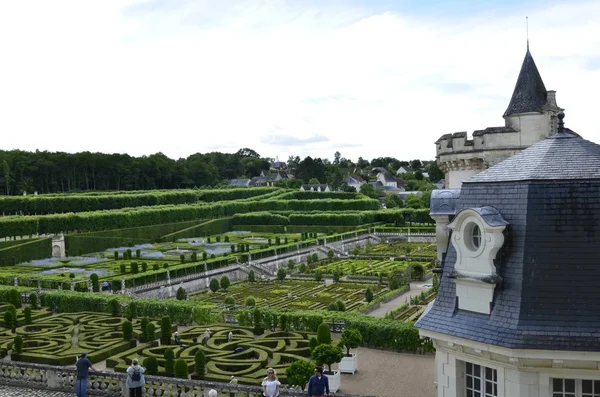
[228,179,251,187]
[465,128,594,183]
[503,49,548,117]
[379,172,397,182]
[417,113,600,351]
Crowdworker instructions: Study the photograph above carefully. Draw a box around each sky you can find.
[1,0,599,163]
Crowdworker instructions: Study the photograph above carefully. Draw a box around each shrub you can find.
[209,278,220,293]
[248,270,256,282]
[146,322,156,341]
[332,270,340,283]
[114,251,119,260]
[29,293,38,309]
[161,316,172,342]
[109,299,120,316]
[245,297,256,307]
[224,235,230,243]
[285,359,314,390]
[3,311,15,330]
[120,264,126,274]
[220,275,230,291]
[365,287,374,303]
[317,323,332,345]
[287,260,295,270]
[279,314,288,331]
[180,254,185,264]
[311,253,318,263]
[194,349,206,377]
[253,308,263,335]
[311,344,344,373]
[130,262,139,274]
[141,262,148,272]
[216,236,221,243]
[164,348,175,375]
[69,273,75,279]
[126,249,132,259]
[191,251,197,262]
[176,287,187,301]
[299,263,307,273]
[140,317,149,338]
[202,252,207,261]
[13,335,23,354]
[163,263,169,269]
[314,270,322,282]
[24,307,32,324]
[153,263,159,271]
[90,274,99,292]
[230,244,235,253]
[277,268,286,281]
[210,254,216,259]
[340,329,363,355]
[122,320,133,341]
[309,336,318,352]
[8,289,20,308]
[144,357,158,375]
[136,249,141,258]
[327,249,334,259]
[224,296,235,306]
[174,358,188,379]
[327,302,338,311]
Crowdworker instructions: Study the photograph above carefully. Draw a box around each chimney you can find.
[546,90,557,108]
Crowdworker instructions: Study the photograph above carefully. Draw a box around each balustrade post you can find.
[46,369,60,389]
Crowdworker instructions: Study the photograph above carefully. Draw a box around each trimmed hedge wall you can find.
[160,218,232,241]
[276,191,362,200]
[231,213,289,225]
[0,238,51,266]
[197,188,280,202]
[0,190,200,215]
[65,220,202,255]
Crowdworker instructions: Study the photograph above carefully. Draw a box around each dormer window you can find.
[448,207,509,314]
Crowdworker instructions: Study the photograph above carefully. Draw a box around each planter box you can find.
[339,353,357,374]
[326,370,341,393]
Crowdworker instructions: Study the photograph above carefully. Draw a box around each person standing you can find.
[203,328,211,344]
[307,366,329,397]
[261,368,281,397]
[227,331,233,342]
[125,358,145,397]
[75,353,98,397]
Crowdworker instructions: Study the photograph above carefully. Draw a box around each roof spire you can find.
[526,16,529,51]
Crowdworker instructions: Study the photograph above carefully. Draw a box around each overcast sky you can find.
[1,0,599,163]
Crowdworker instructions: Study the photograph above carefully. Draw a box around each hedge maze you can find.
[189,280,388,311]
[314,259,430,278]
[106,324,311,384]
[0,312,134,365]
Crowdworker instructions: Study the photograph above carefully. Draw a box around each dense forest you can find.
[0,148,442,195]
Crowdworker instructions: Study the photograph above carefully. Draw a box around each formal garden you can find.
[0,187,437,392]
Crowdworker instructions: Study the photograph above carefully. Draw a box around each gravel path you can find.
[368,281,431,317]
[0,387,72,396]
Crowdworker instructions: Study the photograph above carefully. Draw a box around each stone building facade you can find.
[436,46,563,188]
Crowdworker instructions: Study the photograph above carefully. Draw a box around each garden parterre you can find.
[188,280,387,312]
[313,259,430,277]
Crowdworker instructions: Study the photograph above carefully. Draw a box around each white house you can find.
[299,184,330,192]
[376,171,399,188]
[417,112,600,397]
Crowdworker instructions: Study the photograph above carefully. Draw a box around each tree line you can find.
[0,148,442,195]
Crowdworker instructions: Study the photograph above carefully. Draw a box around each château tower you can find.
[435,45,564,188]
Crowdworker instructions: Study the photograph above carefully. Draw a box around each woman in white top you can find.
[261,367,281,397]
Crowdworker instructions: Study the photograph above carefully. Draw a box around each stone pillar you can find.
[70,282,75,291]
[121,279,126,291]
[14,277,18,287]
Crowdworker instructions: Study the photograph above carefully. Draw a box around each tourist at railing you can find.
[262,367,281,397]
[75,352,98,397]
[125,358,145,397]
[307,366,330,397]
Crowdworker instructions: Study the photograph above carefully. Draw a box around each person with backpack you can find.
[125,358,145,397]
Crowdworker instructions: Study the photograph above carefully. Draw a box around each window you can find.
[471,224,481,249]
[552,379,600,397]
[465,362,497,397]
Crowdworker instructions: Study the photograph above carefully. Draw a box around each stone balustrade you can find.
[0,360,375,397]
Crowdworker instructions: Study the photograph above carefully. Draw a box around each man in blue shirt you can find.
[307,366,329,397]
[75,353,98,397]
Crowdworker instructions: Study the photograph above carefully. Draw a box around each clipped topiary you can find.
[90,274,99,292]
[194,349,206,378]
[29,293,38,310]
[8,288,21,309]
[365,287,374,303]
[140,317,149,339]
[23,307,32,325]
[220,275,230,291]
[245,296,256,307]
[161,316,172,343]
[13,335,23,354]
[277,268,286,281]
[109,298,120,316]
[143,357,158,375]
[279,314,288,331]
[122,320,133,341]
[146,322,156,341]
[316,323,332,345]
[164,348,175,376]
[309,336,318,352]
[248,270,256,282]
[336,300,346,312]
[174,358,188,379]
[224,296,235,306]
[209,278,220,293]
[176,287,187,301]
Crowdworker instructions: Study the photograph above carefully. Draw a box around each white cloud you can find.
[0,0,599,162]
